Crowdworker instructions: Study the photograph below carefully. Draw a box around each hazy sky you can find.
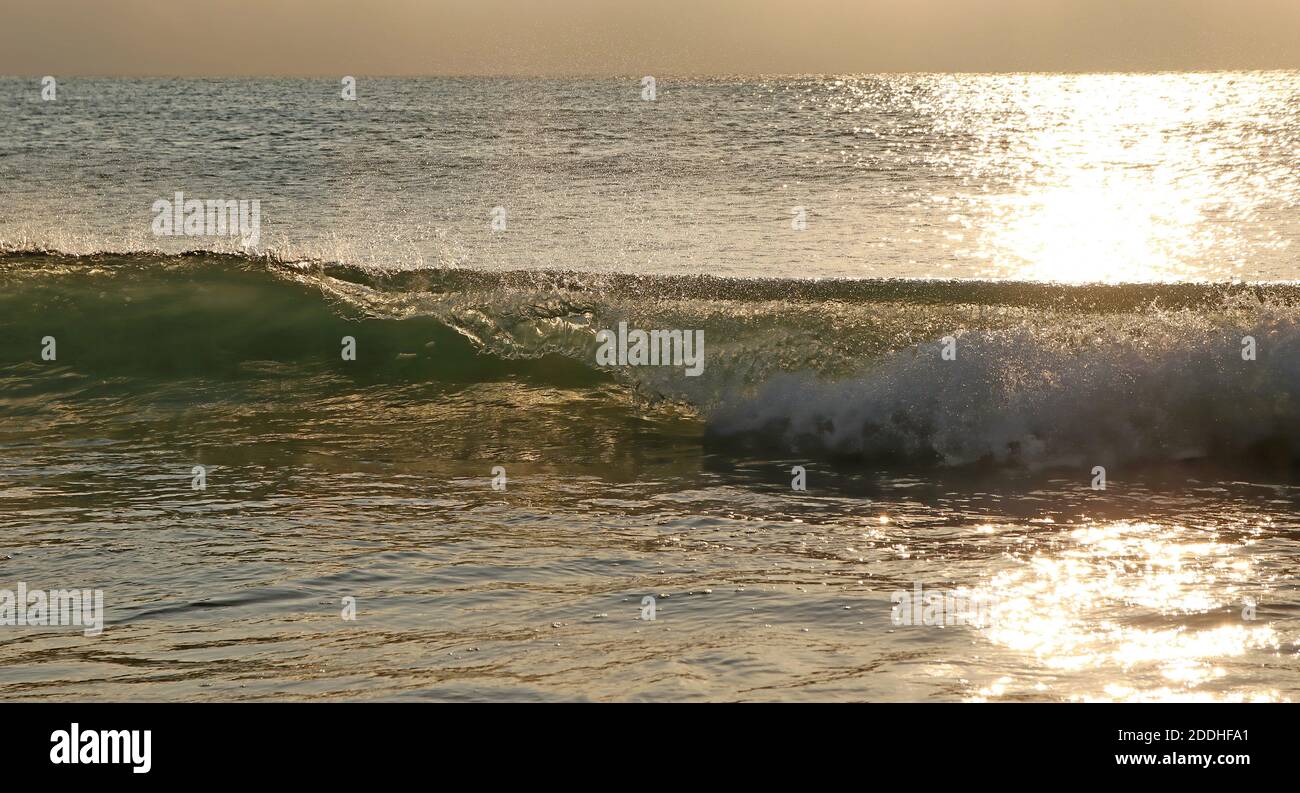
[3,0,1299,75]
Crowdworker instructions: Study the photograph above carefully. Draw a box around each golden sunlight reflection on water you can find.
[959,74,1296,283]
[970,521,1285,702]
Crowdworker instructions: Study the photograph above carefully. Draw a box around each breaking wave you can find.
[2,249,1298,468]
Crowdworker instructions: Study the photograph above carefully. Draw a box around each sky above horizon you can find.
[2,0,1299,76]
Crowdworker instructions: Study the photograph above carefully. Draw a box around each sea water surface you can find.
[1,75,1299,701]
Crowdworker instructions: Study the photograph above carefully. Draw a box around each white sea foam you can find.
[708,318,1300,467]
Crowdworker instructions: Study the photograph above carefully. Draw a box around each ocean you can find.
[1,73,1298,701]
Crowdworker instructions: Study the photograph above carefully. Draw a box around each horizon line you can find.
[4,68,1299,80]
